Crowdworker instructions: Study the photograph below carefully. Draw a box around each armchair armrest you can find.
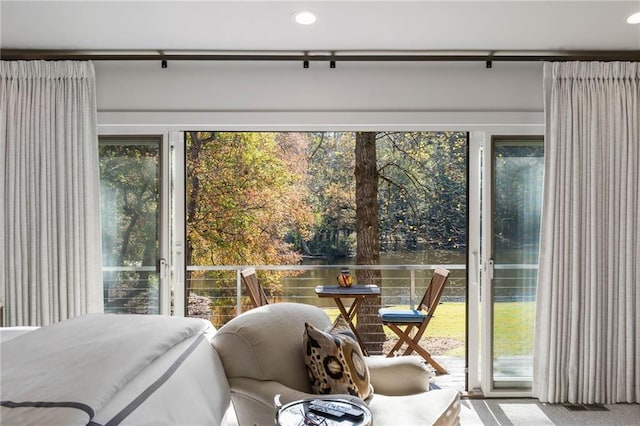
[228,377,364,426]
[365,356,432,395]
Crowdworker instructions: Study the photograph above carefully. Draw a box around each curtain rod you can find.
[2,49,640,63]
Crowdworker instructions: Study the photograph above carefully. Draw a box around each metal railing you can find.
[493,264,538,302]
[103,266,160,315]
[102,263,539,329]
[185,264,470,325]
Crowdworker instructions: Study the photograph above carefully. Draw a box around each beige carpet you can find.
[460,398,640,426]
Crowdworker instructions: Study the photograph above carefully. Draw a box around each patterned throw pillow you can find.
[303,317,372,400]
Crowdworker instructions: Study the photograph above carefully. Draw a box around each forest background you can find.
[185,131,468,269]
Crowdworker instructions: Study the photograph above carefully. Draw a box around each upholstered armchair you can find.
[211,303,461,426]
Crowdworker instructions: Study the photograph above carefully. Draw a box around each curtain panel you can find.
[534,62,639,404]
[0,61,103,326]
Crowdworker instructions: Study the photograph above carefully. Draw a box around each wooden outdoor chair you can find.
[240,267,270,308]
[378,268,450,374]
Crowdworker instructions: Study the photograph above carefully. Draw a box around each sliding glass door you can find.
[98,135,170,314]
[487,136,544,391]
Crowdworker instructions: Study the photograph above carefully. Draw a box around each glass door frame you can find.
[467,131,483,394]
[479,134,543,397]
[98,128,173,316]
[171,131,186,316]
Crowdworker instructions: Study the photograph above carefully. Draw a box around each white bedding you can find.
[0,314,229,425]
[0,326,39,343]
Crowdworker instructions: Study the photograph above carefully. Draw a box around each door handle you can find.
[158,258,168,279]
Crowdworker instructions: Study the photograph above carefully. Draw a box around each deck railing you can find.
[185,264,469,336]
[103,263,539,337]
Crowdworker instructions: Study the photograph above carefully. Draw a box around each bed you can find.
[0,314,231,425]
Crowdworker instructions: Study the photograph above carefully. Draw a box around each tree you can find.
[305,131,467,260]
[354,132,385,354]
[376,131,467,256]
[185,131,314,322]
[305,132,357,259]
[186,131,313,266]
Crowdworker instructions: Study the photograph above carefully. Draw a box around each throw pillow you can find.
[303,317,372,400]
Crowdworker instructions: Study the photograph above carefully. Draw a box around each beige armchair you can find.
[211,303,461,426]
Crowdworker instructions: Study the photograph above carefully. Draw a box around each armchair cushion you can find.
[368,391,461,425]
[303,319,372,400]
[365,355,432,395]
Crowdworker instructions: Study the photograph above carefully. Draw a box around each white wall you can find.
[95,60,544,131]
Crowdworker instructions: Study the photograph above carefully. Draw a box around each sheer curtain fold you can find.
[534,61,639,404]
[0,60,103,326]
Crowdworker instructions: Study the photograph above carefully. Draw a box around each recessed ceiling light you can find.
[627,12,640,24]
[294,11,317,25]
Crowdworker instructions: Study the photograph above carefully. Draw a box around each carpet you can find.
[459,398,640,425]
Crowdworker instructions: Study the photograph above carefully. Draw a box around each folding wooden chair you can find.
[378,268,450,374]
[240,267,269,308]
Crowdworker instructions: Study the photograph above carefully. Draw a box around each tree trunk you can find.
[185,131,204,272]
[354,132,385,354]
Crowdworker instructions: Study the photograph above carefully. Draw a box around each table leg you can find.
[333,297,369,356]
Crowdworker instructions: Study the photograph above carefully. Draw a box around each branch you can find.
[379,162,426,190]
[307,133,326,161]
[378,174,421,219]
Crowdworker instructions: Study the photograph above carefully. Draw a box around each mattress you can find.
[0,314,230,425]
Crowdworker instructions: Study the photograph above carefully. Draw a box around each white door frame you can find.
[98,126,173,316]
[466,131,483,393]
[477,133,543,397]
[170,131,186,316]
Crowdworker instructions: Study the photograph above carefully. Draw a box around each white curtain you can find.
[0,61,103,326]
[534,62,639,404]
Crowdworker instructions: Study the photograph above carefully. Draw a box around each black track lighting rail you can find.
[2,49,640,66]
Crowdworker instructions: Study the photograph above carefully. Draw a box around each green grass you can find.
[493,301,535,358]
[323,301,535,358]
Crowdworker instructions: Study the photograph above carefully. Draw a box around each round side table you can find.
[275,397,372,426]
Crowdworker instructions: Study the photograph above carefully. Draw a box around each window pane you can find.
[99,139,161,314]
[492,139,544,388]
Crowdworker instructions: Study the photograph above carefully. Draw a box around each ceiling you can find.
[1,0,639,54]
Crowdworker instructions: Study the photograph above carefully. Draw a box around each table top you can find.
[315,284,380,296]
[276,398,372,426]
